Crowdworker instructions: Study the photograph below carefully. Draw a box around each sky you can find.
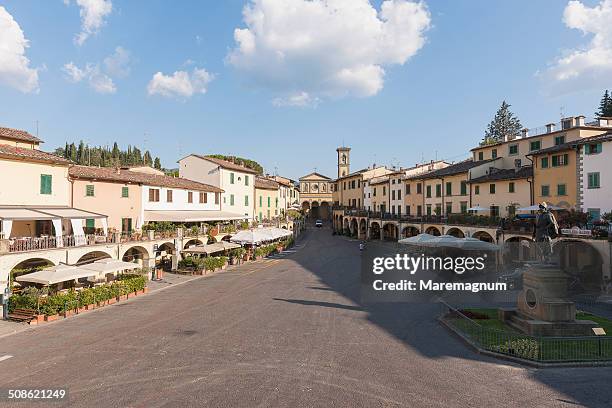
[0,0,611,180]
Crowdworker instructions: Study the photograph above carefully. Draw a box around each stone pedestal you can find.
[508,263,597,336]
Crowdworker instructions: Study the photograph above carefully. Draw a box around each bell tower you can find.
[336,146,350,178]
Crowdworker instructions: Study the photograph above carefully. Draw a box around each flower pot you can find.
[45,314,58,322]
[138,289,145,295]
[143,287,149,294]
[85,304,96,310]
[119,294,128,301]
[63,310,74,318]
[35,314,45,324]
[77,307,86,314]
[107,298,117,305]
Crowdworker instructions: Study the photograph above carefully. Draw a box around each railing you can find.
[439,301,612,363]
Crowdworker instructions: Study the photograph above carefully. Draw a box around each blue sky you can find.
[0,0,610,180]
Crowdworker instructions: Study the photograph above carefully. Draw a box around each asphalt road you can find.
[1,225,611,407]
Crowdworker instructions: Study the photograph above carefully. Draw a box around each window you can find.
[40,174,52,195]
[86,184,95,197]
[562,119,572,129]
[215,193,219,205]
[554,135,565,146]
[475,185,480,195]
[382,186,386,195]
[557,184,566,196]
[406,184,411,194]
[245,195,249,206]
[200,192,207,203]
[259,212,263,222]
[85,218,95,232]
[121,186,129,198]
[230,172,235,184]
[259,196,262,206]
[391,190,395,200]
[373,188,377,197]
[245,175,249,186]
[509,182,515,193]
[530,140,541,151]
[588,208,601,221]
[551,153,569,167]
[509,144,518,155]
[541,185,550,196]
[587,172,600,189]
[460,201,468,213]
[230,194,235,205]
[490,205,500,217]
[188,191,193,203]
[426,185,432,198]
[416,183,422,194]
[121,218,132,234]
[426,205,432,216]
[478,152,484,161]
[267,196,271,207]
[541,157,549,168]
[417,205,422,216]
[585,143,602,155]
[489,184,495,194]
[492,149,497,159]
[275,198,278,207]
[446,182,452,196]
[149,188,160,202]
[167,190,173,202]
[446,203,452,215]
[396,189,401,200]
[406,205,410,215]
[435,184,441,197]
[460,181,467,196]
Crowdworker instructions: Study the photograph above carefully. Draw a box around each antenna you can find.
[35,120,39,138]
[560,106,565,120]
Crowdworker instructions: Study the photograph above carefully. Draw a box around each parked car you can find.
[315,219,323,228]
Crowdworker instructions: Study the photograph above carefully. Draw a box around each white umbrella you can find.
[398,233,436,245]
[455,237,499,251]
[16,264,96,285]
[81,260,140,274]
[467,206,489,212]
[517,204,563,211]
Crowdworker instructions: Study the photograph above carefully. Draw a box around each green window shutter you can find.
[86,184,95,196]
[489,184,495,194]
[122,186,129,198]
[40,174,52,194]
[230,194,234,205]
[509,182,515,193]
[541,157,548,168]
[460,182,467,195]
[245,175,249,186]
[475,185,480,195]
[275,198,278,206]
[267,197,270,207]
[563,153,569,165]
[86,218,95,229]
[245,195,249,206]
[585,144,591,154]
[446,182,452,196]
[557,184,566,196]
[230,173,235,184]
[259,196,262,206]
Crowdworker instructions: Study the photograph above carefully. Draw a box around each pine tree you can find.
[153,157,162,170]
[595,90,612,118]
[143,150,152,166]
[482,101,523,145]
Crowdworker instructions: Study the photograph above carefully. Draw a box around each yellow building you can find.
[468,167,532,217]
[529,143,578,209]
[255,176,280,222]
[299,172,332,219]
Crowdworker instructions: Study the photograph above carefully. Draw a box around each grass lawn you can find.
[446,308,612,362]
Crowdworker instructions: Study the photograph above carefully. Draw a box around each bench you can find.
[7,308,37,323]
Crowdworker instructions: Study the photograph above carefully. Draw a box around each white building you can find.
[178,155,257,221]
[579,133,612,221]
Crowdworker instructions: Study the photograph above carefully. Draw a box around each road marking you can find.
[0,355,13,362]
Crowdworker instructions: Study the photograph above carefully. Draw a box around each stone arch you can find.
[504,236,535,264]
[350,218,358,237]
[473,230,494,242]
[401,226,420,238]
[184,238,203,249]
[383,223,398,241]
[159,242,176,255]
[342,218,350,234]
[425,226,441,236]
[122,246,150,267]
[553,239,603,291]
[220,235,232,242]
[76,251,112,265]
[302,201,311,212]
[320,201,331,219]
[10,258,55,280]
[359,219,367,237]
[370,222,381,240]
[446,227,465,238]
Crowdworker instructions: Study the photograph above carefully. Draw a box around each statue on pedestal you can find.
[534,202,559,263]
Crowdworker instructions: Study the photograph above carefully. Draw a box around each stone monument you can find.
[505,203,597,336]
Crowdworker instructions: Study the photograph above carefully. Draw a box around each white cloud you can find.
[227,0,431,105]
[103,46,131,78]
[62,61,116,94]
[147,68,215,99]
[0,6,39,93]
[544,0,612,88]
[67,0,113,45]
[272,92,320,107]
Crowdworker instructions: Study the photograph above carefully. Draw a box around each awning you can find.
[517,204,564,211]
[15,264,96,285]
[0,206,106,220]
[182,241,241,255]
[81,259,141,274]
[230,227,292,245]
[144,210,249,223]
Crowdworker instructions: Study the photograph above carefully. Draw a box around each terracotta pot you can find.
[137,289,145,295]
[143,287,149,294]
[77,307,86,314]
[119,294,128,301]
[35,314,45,323]
[63,310,74,318]
[85,304,95,310]
[45,314,58,322]
[107,298,116,305]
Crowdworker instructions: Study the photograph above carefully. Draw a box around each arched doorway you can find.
[310,201,320,219]
[342,218,350,235]
[184,239,203,249]
[402,226,420,238]
[383,223,398,241]
[122,246,150,268]
[10,258,55,284]
[425,226,441,236]
[370,222,381,240]
[302,201,311,214]
[320,201,331,220]
[350,218,358,237]
[359,219,367,238]
[77,251,112,265]
[473,231,494,242]
[447,227,465,238]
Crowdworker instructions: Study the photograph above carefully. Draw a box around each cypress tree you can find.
[595,90,612,118]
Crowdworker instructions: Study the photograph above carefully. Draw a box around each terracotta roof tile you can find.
[192,155,259,174]
[69,165,223,193]
[255,176,279,190]
[468,166,533,183]
[0,144,70,165]
[0,127,42,143]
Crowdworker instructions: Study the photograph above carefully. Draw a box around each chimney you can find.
[521,128,529,138]
[598,117,611,127]
[546,123,556,133]
[576,115,585,126]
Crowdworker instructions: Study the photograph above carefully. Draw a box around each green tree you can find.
[595,90,612,118]
[154,157,162,169]
[482,101,523,145]
[143,150,152,166]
